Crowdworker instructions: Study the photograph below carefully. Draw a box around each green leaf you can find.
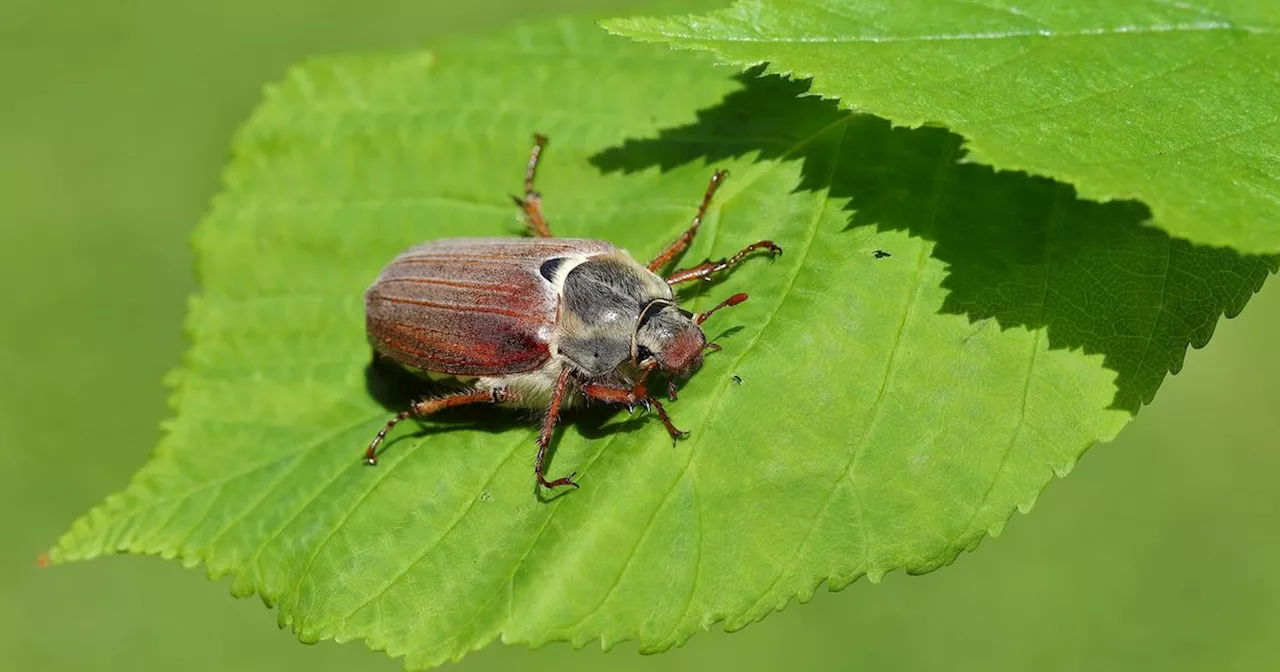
[604,0,1280,253]
[52,16,1274,671]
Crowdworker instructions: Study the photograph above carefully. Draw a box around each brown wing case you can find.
[365,237,615,376]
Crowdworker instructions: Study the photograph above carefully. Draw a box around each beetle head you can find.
[634,294,750,377]
[633,301,706,377]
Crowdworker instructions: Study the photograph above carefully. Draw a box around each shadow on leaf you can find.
[592,72,1277,413]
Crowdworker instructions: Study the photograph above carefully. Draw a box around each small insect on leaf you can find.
[362,134,782,490]
[873,249,892,259]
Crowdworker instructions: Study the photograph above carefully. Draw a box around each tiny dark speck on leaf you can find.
[731,374,743,385]
[873,250,891,259]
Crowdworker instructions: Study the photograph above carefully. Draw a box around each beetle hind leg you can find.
[512,133,555,238]
[648,169,729,272]
[364,388,506,465]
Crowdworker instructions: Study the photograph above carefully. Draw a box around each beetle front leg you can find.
[580,381,690,445]
[512,133,555,238]
[647,169,729,272]
[535,367,578,489]
[665,240,782,286]
[648,397,689,444]
[365,388,507,465]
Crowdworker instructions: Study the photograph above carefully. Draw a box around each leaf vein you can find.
[736,119,847,618]
[662,476,703,645]
[683,21,1266,45]
[962,38,1240,127]
[335,430,531,625]
[91,411,380,545]
[1127,235,1174,393]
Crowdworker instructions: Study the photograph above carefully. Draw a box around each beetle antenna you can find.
[694,293,749,325]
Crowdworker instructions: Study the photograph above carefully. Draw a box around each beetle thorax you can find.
[554,252,673,379]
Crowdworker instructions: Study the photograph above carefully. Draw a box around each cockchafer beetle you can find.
[363,135,781,489]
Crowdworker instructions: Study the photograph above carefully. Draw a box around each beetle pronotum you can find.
[363,135,780,489]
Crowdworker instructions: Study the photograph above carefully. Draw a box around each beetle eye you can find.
[636,345,654,363]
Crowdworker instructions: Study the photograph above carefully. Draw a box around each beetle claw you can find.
[538,471,579,490]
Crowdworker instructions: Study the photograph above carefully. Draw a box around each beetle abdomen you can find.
[365,237,614,377]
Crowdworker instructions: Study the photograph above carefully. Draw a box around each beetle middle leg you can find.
[535,368,578,489]
[512,133,554,238]
[365,388,508,465]
[665,240,782,286]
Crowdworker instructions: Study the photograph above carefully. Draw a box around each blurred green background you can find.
[3,1,1277,670]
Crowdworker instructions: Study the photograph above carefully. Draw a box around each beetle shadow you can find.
[591,71,1277,414]
[708,324,745,343]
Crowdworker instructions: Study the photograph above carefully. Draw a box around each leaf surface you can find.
[52,16,1275,670]
[605,0,1280,253]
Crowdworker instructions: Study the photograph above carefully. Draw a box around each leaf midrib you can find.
[631,21,1274,45]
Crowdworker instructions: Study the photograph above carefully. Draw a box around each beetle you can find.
[363,134,780,489]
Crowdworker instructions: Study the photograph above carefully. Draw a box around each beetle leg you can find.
[511,133,554,238]
[580,381,644,406]
[535,367,578,489]
[364,388,504,465]
[580,381,688,444]
[648,397,690,445]
[647,170,729,272]
[665,240,782,286]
